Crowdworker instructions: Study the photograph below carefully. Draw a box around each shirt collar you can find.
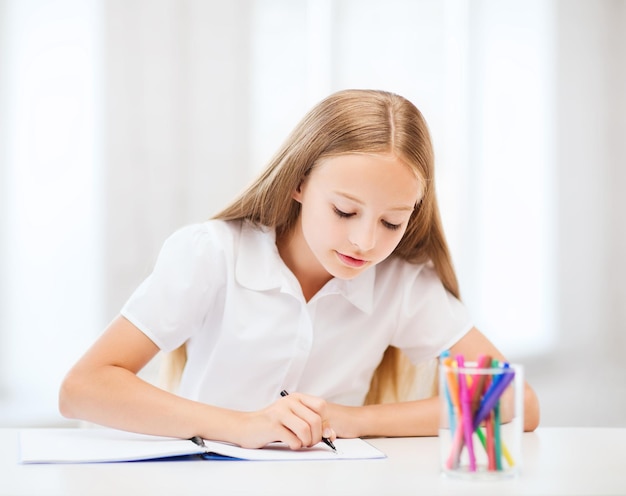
[234,222,375,314]
[311,270,375,314]
[235,222,283,291]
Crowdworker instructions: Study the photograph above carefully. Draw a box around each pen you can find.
[456,355,477,471]
[473,368,515,430]
[189,436,206,448]
[469,355,492,414]
[440,352,457,435]
[280,390,338,453]
[442,356,462,469]
[492,361,507,470]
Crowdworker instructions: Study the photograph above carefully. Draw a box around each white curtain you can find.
[1,0,624,427]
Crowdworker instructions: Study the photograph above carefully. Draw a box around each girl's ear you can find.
[292,181,304,203]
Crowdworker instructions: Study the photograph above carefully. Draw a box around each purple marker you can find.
[473,369,516,430]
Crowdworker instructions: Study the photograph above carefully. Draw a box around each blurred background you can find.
[0,0,624,428]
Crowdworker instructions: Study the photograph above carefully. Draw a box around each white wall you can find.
[463,0,557,356]
[0,0,8,400]
[529,0,626,427]
[0,0,101,425]
[101,0,254,319]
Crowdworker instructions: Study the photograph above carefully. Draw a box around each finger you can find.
[239,409,304,450]
[277,425,305,451]
[281,414,313,448]
[282,394,329,445]
[322,424,336,442]
[282,399,324,446]
[295,393,328,417]
[296,394,331,442]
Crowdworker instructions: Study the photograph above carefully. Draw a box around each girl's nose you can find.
[348,221,376,252]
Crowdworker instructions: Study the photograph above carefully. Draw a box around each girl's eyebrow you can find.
[334,191,416,211]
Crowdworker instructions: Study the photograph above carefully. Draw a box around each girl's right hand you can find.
[234,392,335,450]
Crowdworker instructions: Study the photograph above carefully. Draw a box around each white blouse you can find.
[121,220,472,410]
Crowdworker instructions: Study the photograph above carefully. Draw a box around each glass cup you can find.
[439,357,523,479]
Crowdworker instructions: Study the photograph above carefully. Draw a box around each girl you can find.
[59,89,540,450]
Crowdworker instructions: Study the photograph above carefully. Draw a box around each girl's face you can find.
[291,153,422,282]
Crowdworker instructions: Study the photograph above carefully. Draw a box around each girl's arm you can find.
[448,327,540,432]
[59,316,333,450]
[327,327,540,438]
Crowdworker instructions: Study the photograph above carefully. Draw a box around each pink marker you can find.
[456,355,476,471]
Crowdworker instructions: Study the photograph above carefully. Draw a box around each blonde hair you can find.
[163,89,460,404]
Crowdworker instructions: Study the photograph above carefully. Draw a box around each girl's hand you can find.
[324,402,363,439]
[234,393,336,450]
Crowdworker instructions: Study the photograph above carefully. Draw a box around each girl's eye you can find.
[382,220,401,231]
[334,206,402,230]
[333,207,354,218]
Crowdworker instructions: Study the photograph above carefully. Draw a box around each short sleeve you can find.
[391,263,473,364]
[121,223,227,352]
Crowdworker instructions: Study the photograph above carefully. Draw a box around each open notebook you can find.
[18,428,386,464]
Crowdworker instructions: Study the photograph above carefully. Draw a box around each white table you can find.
[1,427,624,495]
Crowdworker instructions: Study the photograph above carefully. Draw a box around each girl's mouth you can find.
[336,251,367,268]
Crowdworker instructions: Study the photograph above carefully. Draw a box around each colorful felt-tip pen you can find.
[280,390,338,453]
[473,369,516,430]
[456,355,477,471]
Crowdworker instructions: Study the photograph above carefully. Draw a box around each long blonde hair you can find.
[163,89,460,404]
